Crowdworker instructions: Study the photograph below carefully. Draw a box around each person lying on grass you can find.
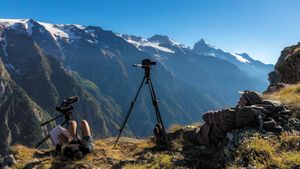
[55,120,94,160]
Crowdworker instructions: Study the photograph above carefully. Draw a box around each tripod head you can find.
[133,59,156,78]
[55,106,73,115]
[55,96,78,115]
[40,96,79,127]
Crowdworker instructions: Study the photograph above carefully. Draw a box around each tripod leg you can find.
[35,134,50,148]
[114,76,146,147]
[40,113,64,126]
[147,78,169,149]
[146,78,161,124]
[147,78,165,127]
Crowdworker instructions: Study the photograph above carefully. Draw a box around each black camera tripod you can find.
[35,96,79,148]
[114,59,168,148]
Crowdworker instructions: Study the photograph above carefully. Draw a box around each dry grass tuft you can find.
[279,132,300,151]
[168,122,201,133]
[123,153,173,169]
[170,133,184,151]
[236,137,275,164]
[168,124,183,133]
[228,132,300,169]
[8,137,157,169]
[264,83,300,118]
[9,144,56,169]
[136,140,156,149]
[10,144,37,161]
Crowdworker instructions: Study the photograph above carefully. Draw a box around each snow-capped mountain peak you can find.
[148,34,188,49]
[0,18,35,35]
[38,22,82,40]
[194,39,218,50]
[121,34,175,53]
[193,39,252,64]
[0,19,85,41]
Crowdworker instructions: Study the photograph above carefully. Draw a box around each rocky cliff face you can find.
[275,42,300,84]
[0,57,50,155]
[267,42,300,92]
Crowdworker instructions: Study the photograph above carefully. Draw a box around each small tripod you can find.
[35,96,79,148]
[114,59,168,148]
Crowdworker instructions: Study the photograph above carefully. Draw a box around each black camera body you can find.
[133,59,156,77]
[142,59,156,68]
[133,59,156,68]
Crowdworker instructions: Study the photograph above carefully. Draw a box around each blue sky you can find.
[0,0,299,64]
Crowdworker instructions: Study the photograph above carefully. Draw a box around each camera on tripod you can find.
[55,96,79,114]
[36,96,79,148]
[133,59,156,68]
[133,59,157,78]
[114,58,168,148]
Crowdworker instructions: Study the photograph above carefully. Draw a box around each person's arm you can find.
[55,133,73,153]
[58,133,72,143]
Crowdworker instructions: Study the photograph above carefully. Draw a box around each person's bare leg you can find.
[80,120,92,137]
[68,120,77,139]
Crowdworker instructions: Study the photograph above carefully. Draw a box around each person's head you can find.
[73,151,84,160]
[237,90,263,107]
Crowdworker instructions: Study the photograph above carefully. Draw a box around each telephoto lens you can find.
[65,96,79,104]
[56,106,73,113]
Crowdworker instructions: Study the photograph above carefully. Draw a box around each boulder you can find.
[269,42,300,85]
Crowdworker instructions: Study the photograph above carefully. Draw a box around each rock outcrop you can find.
[276,42,300,84]
[0,57,50,156]
[267,42,300,92]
